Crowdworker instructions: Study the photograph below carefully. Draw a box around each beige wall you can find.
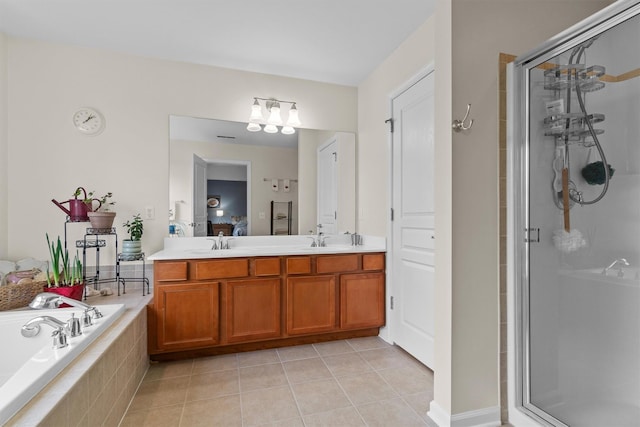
[434,0,454,415]
[0,33,7,259]
[357,17,436,237]
[447,0,612,417]
[356,0,613,420]
[4,37,357,261]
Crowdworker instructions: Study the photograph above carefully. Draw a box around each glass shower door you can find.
[515,3,640,426]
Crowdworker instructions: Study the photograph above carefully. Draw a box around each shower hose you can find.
[563,42,610,206]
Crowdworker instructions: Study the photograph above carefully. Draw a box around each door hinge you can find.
[385,118,394,133]
[390,208,394,221]
[332,151,337,162]
[334,211,337,220]
[390,296,394,310]
[525,227,540,243]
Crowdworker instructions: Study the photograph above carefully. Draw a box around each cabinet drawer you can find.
[317,254,359,274]
[362,254,385,271]
[194,259,249,280]
[286,257,311,274]
[155,261,188,282]
[254,257,281,276]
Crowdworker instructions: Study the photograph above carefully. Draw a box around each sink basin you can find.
[187,249,217,255]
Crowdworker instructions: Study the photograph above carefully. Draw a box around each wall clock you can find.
[73,107,105,135]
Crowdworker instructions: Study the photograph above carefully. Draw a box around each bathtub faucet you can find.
[29,292,103,322]
[20,315,69,349]
[602,258,630,277]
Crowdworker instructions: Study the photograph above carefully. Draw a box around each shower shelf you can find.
[544,130,603,145]
[544,64,606,92]
[543,113,604,141]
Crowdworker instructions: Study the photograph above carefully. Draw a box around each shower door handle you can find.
[525,228,540,243]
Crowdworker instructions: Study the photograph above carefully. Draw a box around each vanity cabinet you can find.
[225,278,281,342]
[149,252,385,359]
[156,282,219,351]
[340,273,385,330]
[286,275,336,335]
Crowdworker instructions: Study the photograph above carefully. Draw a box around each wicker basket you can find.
[0,280,48,311]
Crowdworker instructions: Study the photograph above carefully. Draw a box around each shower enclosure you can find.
[510,1,640,426]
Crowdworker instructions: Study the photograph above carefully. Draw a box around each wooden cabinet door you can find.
[225,278,281,343]
[286,275,336,335]
[156,282,219,351]
[340,273,385,329]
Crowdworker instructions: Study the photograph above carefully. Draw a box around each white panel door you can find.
[317,138,337,234]
[391,71,436,368]
[192,154,208,237]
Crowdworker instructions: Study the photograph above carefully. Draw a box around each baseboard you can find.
[451,406,501,427]
[427,401,450,426]
[427,401,501,427]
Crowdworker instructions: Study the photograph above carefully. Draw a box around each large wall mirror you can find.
[169,115,355,237]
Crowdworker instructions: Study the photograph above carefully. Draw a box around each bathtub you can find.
[568,266,640,287]
[0,304,125,425]
[557,267,640,414]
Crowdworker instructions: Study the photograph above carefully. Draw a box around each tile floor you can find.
[120,337,434,426]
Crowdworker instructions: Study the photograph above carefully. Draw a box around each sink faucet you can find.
[207,232,230,250]
[315,224,329,247]
[29,292,103,321]
[602,258,629,277]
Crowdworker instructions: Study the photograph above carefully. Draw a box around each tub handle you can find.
[51,328,69,349]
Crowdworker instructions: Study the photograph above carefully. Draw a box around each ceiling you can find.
[0,0,435,86]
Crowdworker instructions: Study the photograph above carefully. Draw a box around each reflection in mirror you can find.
[169,115,356,237]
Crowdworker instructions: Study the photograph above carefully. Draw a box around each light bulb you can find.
[264,124,278,133]
[249,99,263,122]
[246,122,261,132]
[286,103,301,127]
[267,102,282,125]
[281,126,295,135]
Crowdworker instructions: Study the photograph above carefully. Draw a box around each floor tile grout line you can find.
[178,360,195,427]
[317,342,371,427]
[373,361,431,425]
[280,352,311,426]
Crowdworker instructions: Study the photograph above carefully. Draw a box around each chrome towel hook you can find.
[452,103,474,132]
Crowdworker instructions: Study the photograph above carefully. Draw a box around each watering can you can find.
[51,187,101,222]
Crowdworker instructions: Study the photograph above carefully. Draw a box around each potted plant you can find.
[44,233,85,301]
[122,213,143,255]
[87,192,116,231]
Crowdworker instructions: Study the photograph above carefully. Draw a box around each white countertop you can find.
[148,234,386,261]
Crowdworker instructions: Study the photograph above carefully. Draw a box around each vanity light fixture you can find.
[246,97,301,134]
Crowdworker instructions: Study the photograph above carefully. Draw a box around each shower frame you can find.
[508,1,640,425]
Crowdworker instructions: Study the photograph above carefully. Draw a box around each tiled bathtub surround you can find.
[6,292,152,426]
[121,337,434,426]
